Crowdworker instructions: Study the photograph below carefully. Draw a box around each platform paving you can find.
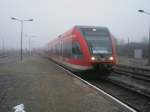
[0,55,128,112]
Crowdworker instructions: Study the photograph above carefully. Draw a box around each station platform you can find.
[0,56,132,112]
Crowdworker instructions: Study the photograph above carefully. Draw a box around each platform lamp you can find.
[25,34,36,56]
[138,9,150,65]
[11,17,33,61]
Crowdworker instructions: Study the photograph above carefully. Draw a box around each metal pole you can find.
[0,37,2,55]
[25,35,36,56]
[2,37,5,55]
[138,10,150,65]
[128,37,130,58]
[11,17,33,61]
[29,37,31,56]
[148,23,150,65]
[21,21,23,61]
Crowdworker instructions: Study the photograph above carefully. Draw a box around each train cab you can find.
[47,25,117,72]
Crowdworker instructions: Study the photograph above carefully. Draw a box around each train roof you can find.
[75,25,108,29]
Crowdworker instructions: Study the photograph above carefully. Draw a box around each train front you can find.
[80,27,117,70]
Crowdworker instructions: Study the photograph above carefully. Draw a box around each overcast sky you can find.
[0,0,150,49]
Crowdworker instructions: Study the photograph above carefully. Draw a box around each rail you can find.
[113,64,150,81]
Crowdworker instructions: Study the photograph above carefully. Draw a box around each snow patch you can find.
[13,104,26,112]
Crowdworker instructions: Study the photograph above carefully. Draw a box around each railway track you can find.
[112,65,150,97]
[77,70,150,112]
[88,79,150,112]
[113,64,150,81]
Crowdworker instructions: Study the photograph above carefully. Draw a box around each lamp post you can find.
[11,17,33,61]
[2,37,5,55]
[138,9,150,65]
[0,33,5,56]
[25,35,36,56]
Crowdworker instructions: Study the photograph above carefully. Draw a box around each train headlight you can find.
[91,56,96,61]
[109,56,114,61]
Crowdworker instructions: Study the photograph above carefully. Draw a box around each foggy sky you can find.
[0,0,150,49]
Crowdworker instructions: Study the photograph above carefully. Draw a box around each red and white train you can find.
[47,26,117,72]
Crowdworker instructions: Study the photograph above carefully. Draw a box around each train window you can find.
[62,41,72,58]
[55,43,60,55]
[81,28,112,54]
[81,28,109,37]
[72,41,83,59]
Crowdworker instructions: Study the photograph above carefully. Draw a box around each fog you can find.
[0,0,149,50]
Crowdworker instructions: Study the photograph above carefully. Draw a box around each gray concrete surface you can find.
[0,56,125,112]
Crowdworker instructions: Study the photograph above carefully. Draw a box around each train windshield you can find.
[81,28,112,54]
